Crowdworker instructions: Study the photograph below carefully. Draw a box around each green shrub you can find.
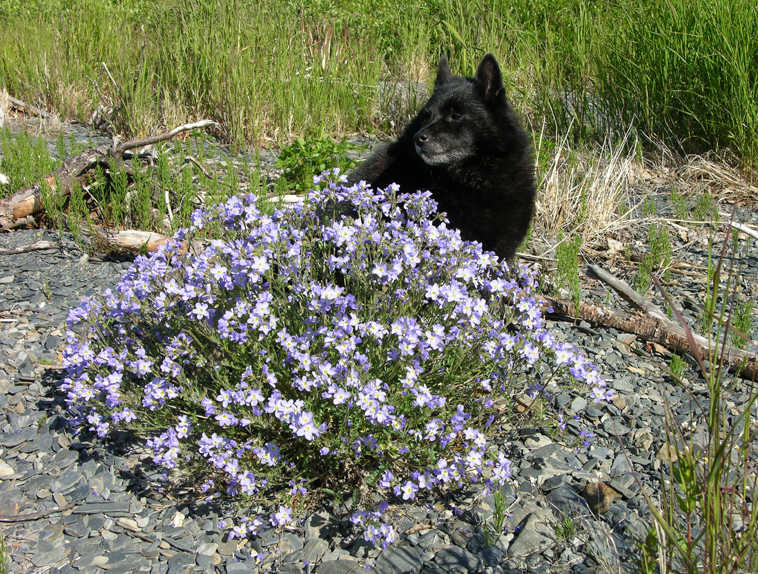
[61,171,611,543]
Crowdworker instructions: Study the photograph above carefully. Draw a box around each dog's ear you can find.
[476,54,506,103]
[435,55,454,87]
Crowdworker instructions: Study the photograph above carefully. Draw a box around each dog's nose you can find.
[415,133,428,146]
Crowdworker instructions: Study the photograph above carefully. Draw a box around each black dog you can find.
[349,54,535,261]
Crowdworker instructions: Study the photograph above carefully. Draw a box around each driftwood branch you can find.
[0,240,58,255]
[90,228,206,255]
[104,229,176,253]
[586,264,668,321]
[547,265,757,380]
[114,120,217,155]
[0,120,217,231]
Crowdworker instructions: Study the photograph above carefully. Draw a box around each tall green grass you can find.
[0,126,66,195]
[595,0,758,163]
[1,0,756,164]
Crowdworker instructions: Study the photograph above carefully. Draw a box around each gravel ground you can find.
[1,120,756,574]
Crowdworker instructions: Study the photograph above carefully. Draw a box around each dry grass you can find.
[635,138,758,201]
[0,88,7,128]
[533,125,638,254]
[673,156,758,203]
[532,130,758,259]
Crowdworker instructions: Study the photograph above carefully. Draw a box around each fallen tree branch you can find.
[547,265,758,380]
[114,119,217,155]
[544,295,757,380]
[586,264,668,321]
[0,240,58,255]
[0,120,217,230]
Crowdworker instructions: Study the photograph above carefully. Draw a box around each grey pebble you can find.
[374,544,423,573]
[315,559,360,574]
[433,545,481,573]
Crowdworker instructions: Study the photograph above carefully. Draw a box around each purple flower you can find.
[397,480,418,501]
[60,171,611,550]
[270,506,293,527]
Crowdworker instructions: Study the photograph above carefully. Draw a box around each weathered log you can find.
[90,227,207,256]
[109,229,175,253]
[545,265,758,381]
[0,240,57,256]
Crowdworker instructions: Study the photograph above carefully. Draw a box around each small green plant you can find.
[67,181,89,244]
[275,136,360,194]
[700,239,716,333]
[555,233,582,310]
[731,299,753,349]
[671,190,689,220]
[634,222,672,293]
[0,127,59,196]
[484,487,510,546]
[633,263,652,293]
[637,525,659,574]
[39,177,66,230]
[648,223,673,278]
[642,198,657,218]
[555,516,576,540]
[692,193,718,223]
[638,225,758,574]
[668,353,686,380]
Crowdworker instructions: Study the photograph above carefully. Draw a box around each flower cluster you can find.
[61,169,610,543]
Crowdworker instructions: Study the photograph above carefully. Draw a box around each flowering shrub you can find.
[61,170,611,545]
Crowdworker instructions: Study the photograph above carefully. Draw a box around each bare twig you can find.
[114,120,218,155]
[173,155,213,179]
[731,221,758,241]
[164,188,174,224]
[516,252,556,262]
[101,61,121,102]
[0,240,58,255]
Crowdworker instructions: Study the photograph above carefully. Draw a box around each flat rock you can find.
[0,459,15,478]
[0,428,37,447]
[374,544,422,573]
[315,559,360,574]
[433,545,480,573]
[506,514,554,558]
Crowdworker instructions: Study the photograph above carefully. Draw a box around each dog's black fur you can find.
[349,54,535,260]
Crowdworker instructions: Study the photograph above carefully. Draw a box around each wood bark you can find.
[545,265,758,381]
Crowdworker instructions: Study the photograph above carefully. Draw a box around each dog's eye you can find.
[449,112,463,121]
